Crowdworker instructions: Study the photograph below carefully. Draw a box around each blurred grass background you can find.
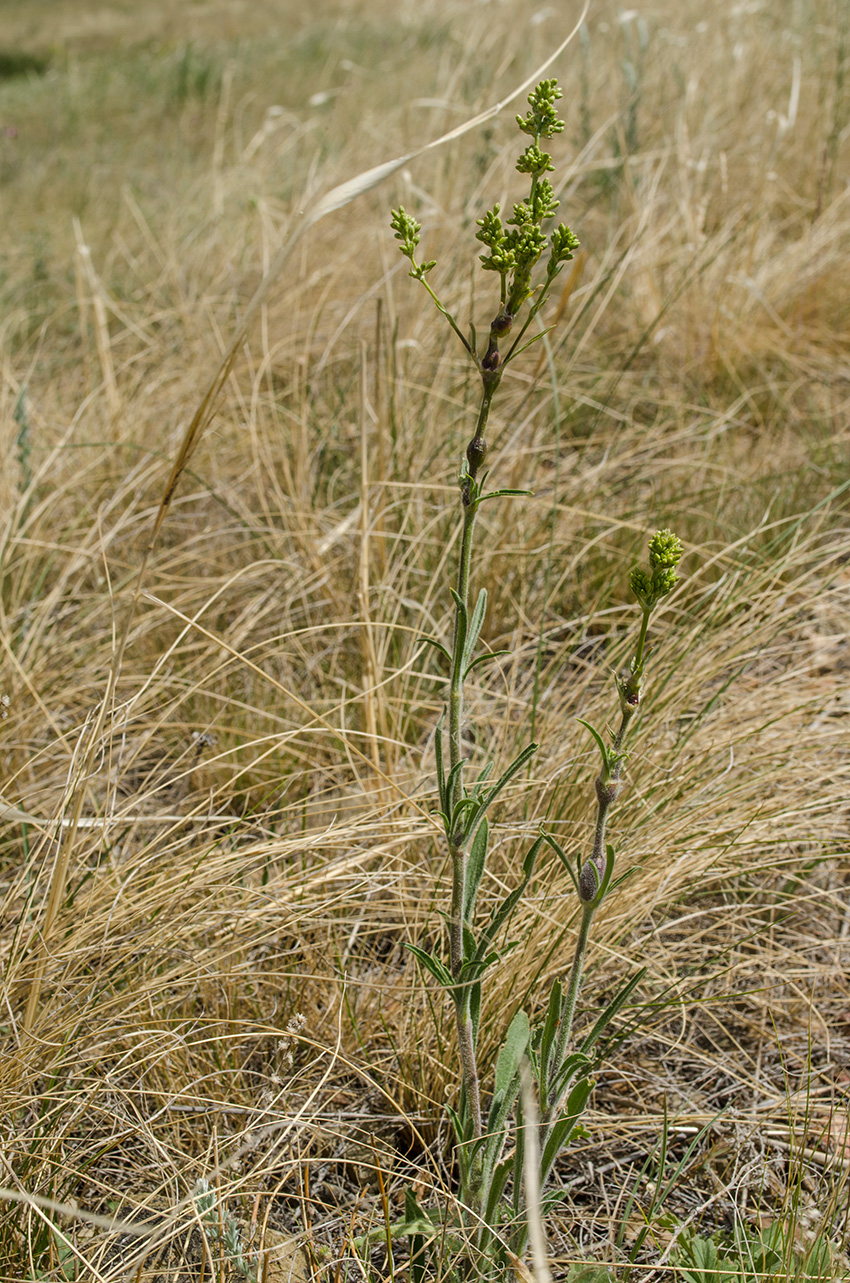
[1,0,849,1277]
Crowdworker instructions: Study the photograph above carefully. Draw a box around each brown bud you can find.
[490,310,513,337]
[579,859,601,902]
[466,435,487,475]
[595,776,621,808]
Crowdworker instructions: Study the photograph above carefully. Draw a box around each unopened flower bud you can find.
[648,529,683,570]
[579,859,601,902]
[595,776,621,808]
[466,435,487,475]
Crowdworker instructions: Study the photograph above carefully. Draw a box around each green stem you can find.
[446,381,497,1148]
[419,278,474,357]
[632,605,651,675]
[449,502,478,805]
[450,843,482,1141]
[547,900,595,1112]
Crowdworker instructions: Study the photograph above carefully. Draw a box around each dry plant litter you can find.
[0,0,849,1278]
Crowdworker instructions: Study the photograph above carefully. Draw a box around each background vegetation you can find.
[1,0,848,1277]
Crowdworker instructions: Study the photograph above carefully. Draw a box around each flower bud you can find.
[466,435,487,475]
[579,859,601,902]
[595,776,621,808]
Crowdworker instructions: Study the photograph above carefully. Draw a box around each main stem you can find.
[447,380,497,1149]
[449,497,481,1145]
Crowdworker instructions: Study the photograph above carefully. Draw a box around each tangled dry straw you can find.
[1,0,849,1276]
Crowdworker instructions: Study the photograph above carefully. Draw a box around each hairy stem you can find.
[449,502,478,808]
[446,382,498,1148]
[451,842,482,1139]
[548,900,595,1113]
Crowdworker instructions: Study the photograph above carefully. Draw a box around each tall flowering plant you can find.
[386,83,683,1276]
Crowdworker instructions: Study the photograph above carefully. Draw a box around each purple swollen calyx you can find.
[579,860,601,902]
[466,436,487,475]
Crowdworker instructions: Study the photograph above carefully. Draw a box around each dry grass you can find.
[1,0,849,1277]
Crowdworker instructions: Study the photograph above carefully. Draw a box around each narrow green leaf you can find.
[512,1091,525,1218]
[494,1009,530,1099]
[450,795,480,837]
[407,1223,427,1283]
[579,968,645,1054]
[464,648,511,679]
[607,865,641,895]
[446,1102,467,1145]
[434,710,446,815]
[468,741,538,840]
[421,634,452,665]
[472,761,495,794]
[405,943,453,988]
[464,816,488,923]
[540,1076,592,1182]
[470,979,481,1043]
[450,587,468,665]
[539,979,562,1110]
[463,587,488,670]
[444,760,465,818]
[550,1051,593,1104]
[506,327,555,360]
[481,1014,530,1195]
[474,833,544,962]
[577,717,612,772]
[474,488,534,508]
[482,1153,514,1231]
[541,830,580,894]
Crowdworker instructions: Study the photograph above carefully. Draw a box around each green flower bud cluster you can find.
[516,78,566,140]
[629,529,683,612]
[516,143,554,176]
[390,206,436,280]
[474,83,578,313]
[548,223,580,278]
[391,79,579,380]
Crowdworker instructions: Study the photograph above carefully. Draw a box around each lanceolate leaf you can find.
[444,760,465,820]
[577,717,613,772]
[482,1012,530,1185]
[473,761,495,793]
[405,1189,431,1283]
[421,635,452,665]
[483,1152,514,1231]
[450,587,468,669]
[435,710,447,814]
[464,649,511,679]
[465,741,538,843]
[463,587,488,670]
[474,834,544,963]
[550,1051,593,1106]
[474,488,533,507]
[450,795,480,836]
[405,943,453,988]
[541,829,580,894]
[505,326,556,360]
[540,1076,593,1182]
[539,979,562,1111]
[494,1009,530,1100]
[607,865,641,895]
[464,817,488,923]
[470,979,481,1042]
[579,967,646,1054]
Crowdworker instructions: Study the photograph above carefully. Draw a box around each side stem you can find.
[547,900,595,1113]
